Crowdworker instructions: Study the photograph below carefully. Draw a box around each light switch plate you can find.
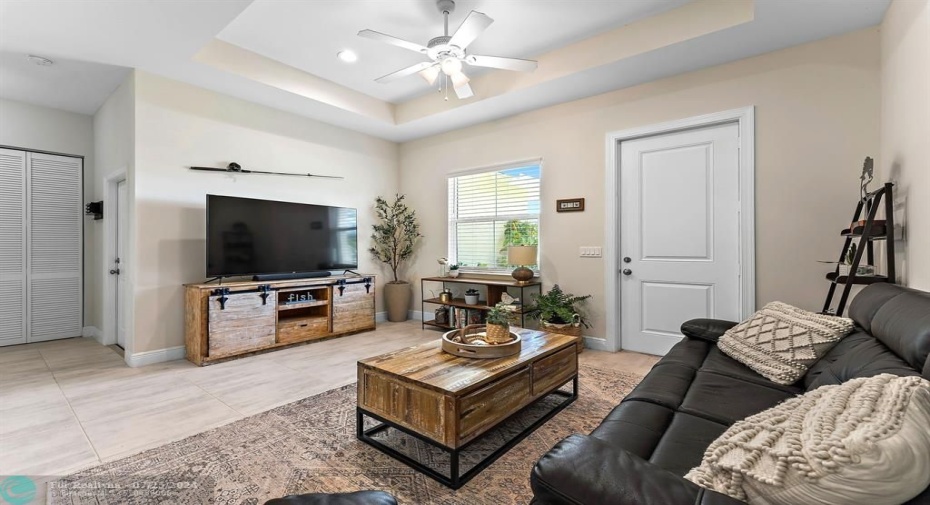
[579,246,602,258]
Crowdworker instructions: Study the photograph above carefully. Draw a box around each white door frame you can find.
[102,170,127,348]
[603,106,756,353]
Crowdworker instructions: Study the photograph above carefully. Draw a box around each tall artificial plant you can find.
[369,194,422,283]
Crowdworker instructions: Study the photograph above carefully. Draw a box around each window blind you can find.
[448,163,540,274]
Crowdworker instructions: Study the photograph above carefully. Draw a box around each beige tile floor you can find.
[0,321,658,477]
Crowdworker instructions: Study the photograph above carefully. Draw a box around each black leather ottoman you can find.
[264,491,397,505]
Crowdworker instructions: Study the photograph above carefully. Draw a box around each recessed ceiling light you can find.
[27,55,54,66]
[336,50,358,63]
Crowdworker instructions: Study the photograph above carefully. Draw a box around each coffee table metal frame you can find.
[356,375,578,490]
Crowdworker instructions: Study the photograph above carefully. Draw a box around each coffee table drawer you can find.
[459,368,531,442]
[532,346,577,396]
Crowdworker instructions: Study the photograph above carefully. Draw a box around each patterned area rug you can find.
[50,365,642,504]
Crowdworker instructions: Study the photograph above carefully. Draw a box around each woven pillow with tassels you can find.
[717,302,854,385]
[685,374,930,505]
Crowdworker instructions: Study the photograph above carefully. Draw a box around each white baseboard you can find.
[408,310,424,321]
[82,326,103,344]
[126,346,186,367]
[583,336,610,352]
[375,311,387,323]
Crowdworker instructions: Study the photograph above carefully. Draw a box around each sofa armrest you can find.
[531,434,744,505]
[680,318,739,343]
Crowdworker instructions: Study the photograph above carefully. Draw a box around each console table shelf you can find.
[420,276,541,331]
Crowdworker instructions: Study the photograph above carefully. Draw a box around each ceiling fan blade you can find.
[449,11,493,49]
[375,61,437,83]
[465,54,537,72]
[454,82,474,99]
[419,64,441,85]
[450,71,470,88]
[358,29,428,54]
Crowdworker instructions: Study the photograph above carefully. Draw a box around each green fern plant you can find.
[485,302,511,328]
[528,284,592,328]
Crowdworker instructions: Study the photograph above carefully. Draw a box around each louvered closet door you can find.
[0,149,27,346]
[28,152,83,342]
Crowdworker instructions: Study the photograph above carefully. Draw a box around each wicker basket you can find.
[541,321,582,337]
[485,323,512,344]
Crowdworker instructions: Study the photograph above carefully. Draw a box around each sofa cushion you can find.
[805,336,920,390]
[869,288,930,372]
[701,347,804,395]
[847,282,907,333]
[660,337,714,370]
[622,362,696,410]
[718,302,854,385]
[685,374,930,505]
[679,372,797,425]
[802,331,876,388]
[590,400,674,459]
[649,412,728,476]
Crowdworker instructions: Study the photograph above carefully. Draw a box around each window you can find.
[448,161,541,274]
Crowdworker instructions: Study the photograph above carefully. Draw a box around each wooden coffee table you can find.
[356,329,579,489]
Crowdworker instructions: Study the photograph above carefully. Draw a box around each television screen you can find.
[206,195,358,277]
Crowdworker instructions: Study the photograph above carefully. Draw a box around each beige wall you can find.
[91,73,136,343]
[399,28,881,344]
[880,0,930,290]
[131,72,399,354]
[0,98,97,328]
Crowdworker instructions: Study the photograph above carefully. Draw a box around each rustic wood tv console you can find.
[184,274,376,365]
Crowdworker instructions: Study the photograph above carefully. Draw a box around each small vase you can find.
[464,294,479,305]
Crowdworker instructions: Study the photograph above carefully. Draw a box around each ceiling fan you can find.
[358,0,538,100]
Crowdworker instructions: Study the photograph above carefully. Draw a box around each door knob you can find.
[623,257,631,263]
[109,269,120,275]
[622,269,632,276]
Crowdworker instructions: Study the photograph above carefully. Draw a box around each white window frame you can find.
[448,158,542,276]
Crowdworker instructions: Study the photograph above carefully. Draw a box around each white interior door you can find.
[116,179,128,348]
[0,148,27,346]
[620,123,741,355]
[27,152,83,342]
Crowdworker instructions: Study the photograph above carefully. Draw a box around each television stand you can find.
[184,274,376,365]
[252,271,331,281]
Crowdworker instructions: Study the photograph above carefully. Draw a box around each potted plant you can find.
[528,284,592,337]
[464,288,480,305]
[485,302,512,344]
[839,243,857,276]
[448,263,461,278]
[369,194,422,322]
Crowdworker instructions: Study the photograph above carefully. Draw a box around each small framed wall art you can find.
[556,198,585,212]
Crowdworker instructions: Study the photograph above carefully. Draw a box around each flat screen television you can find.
[206,195,358,277]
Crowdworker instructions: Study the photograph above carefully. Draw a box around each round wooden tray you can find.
[442,325,522,359]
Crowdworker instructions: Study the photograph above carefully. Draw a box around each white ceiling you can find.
[216,0,692,104]
[0,0,891,141]
[0,52,128,115]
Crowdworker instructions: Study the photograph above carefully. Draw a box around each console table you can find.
[420,276,542,331]
[184,275,376,365]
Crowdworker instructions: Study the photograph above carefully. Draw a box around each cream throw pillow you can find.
[718,302,854,385]
[685,374,930,505]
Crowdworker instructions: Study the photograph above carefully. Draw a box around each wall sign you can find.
[556,198,585,212]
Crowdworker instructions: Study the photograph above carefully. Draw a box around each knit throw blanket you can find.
[686,374,930,504]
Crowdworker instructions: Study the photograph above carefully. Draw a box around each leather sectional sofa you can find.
[530,283,930,504]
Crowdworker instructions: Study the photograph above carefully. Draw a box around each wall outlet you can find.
[579,246,602,258]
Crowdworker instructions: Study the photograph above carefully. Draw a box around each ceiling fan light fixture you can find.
[419,65,441,85]
[336,50,358,63]
[440,57,462,76]
[450,71,469,88]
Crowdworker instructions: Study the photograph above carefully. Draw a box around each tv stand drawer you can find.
[207,291,276,357]
[278,316,329,344]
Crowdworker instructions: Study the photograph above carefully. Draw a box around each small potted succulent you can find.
[485,302,512,344]
[448,263,461,278]
[464,288,480,305]
[528,284,592,337]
